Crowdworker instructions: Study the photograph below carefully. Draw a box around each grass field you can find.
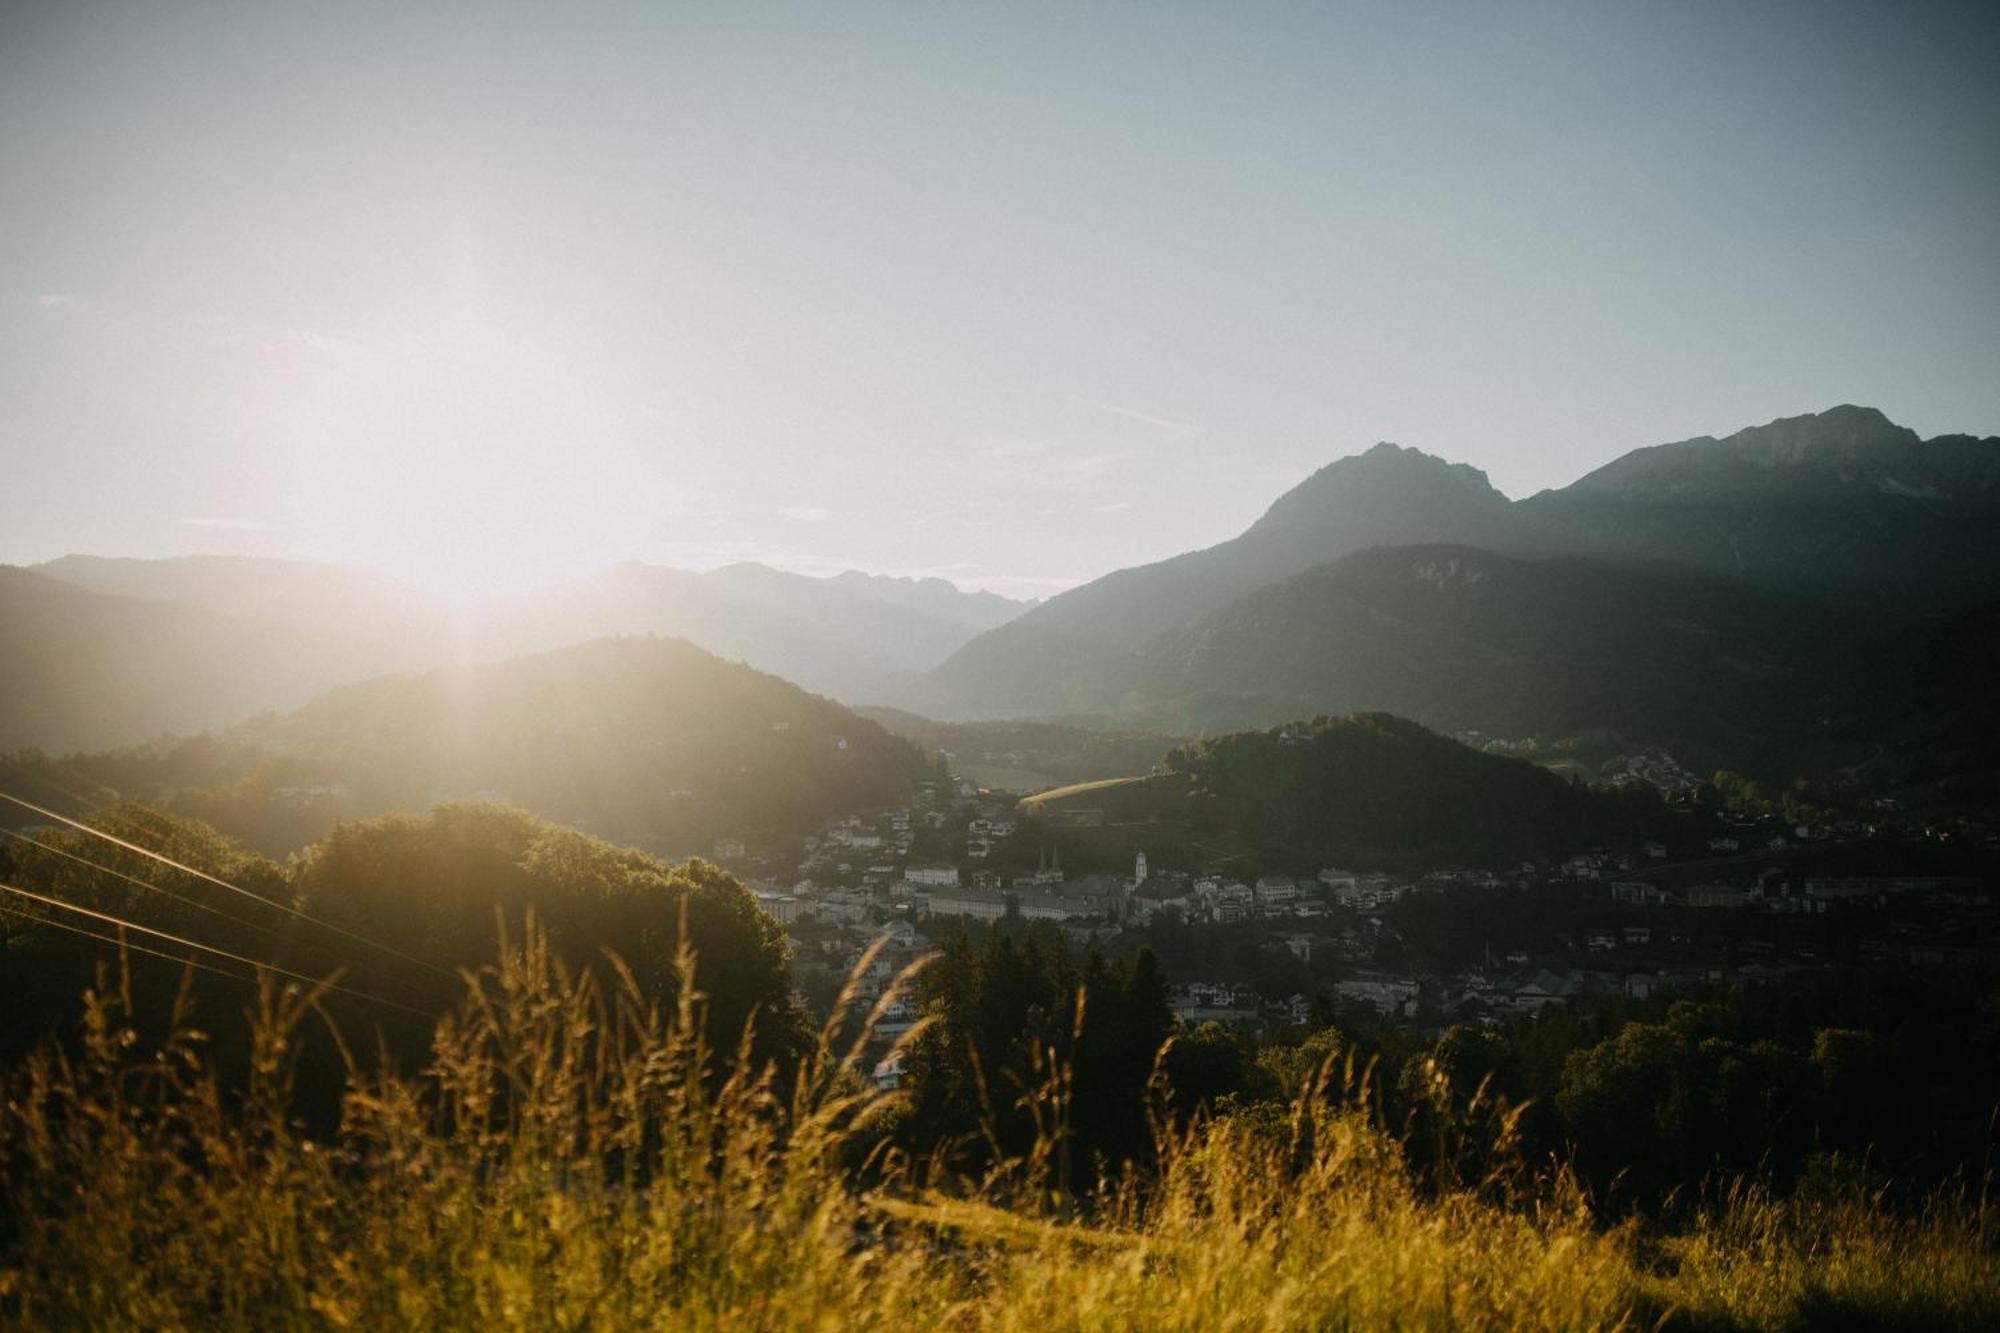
[2,931,1993,1330]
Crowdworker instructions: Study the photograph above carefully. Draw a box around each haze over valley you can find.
[10,403,1996,815]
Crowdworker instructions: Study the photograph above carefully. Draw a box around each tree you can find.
[291,803,806,1070]
[904,933,1179,1185]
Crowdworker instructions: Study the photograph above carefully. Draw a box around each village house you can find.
[1610,880,1668,905]
[1687,883,1755,909]
[1171,982,1260,1026]
[749,888,808,923]
[1334,972,1419,1017]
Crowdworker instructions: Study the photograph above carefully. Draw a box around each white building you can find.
[750,890,807,923]
[927,887,1010,921]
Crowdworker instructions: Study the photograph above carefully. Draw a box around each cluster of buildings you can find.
[716,773,1994,1040]
[1609,873,1989,914]
[912,860,1448,928]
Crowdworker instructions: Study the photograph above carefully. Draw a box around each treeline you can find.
[5,802,1993,1215]
[897,916,1998,1212]
[856,708,1179,786]
[2,807,1997,1326]
[1160,712,1683,870]
[0,803,806,1118]
[899,931,1175,1183]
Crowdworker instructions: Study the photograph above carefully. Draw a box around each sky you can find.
[3,1,1997,601]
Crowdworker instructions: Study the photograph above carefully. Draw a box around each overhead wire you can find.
[0,880,438,1023]
[1,901,270,992]
[0,826,282,941]
[0,769,436,988]
[0,788,457,985]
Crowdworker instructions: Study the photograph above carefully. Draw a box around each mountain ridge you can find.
[1020,711,1679,874]
[906,437,1537,717]
[905,405,2000,728]
[0,565,419,753]
[16,553,1033,751]
[3,635,933,857]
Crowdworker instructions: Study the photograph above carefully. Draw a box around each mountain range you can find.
[7,404,1995,805]
[2,556,1032,753]
[901,406,2000,798]
[1520,404,2000,609]
[4,636,933,857]
[0,564,395,753]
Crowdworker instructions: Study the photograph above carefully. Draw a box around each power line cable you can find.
[0,881,437,1022]
[0,826,281,940]
[2,901,435,1030]
[2,827,418,993]
[0,789,456,985]
[1,902,264,990]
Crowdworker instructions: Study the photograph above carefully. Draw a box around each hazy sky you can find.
[4,2,1997,599]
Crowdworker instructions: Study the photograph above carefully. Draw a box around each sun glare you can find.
[281,326,653,603]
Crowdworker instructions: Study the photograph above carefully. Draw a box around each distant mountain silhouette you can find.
[15,554,1031,751]
[16,405,1996,798]
[1125,544,2000,789]
[825,570,1032,630]
[908,442,1530,715]
[474,561,1030,701]
[904,408,2000,768]
[0,566,416,752]
[1520,405,2000,609]
[30,554,445,643]
[7,636,934,857]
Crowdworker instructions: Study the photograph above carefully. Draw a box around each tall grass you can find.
[1,924,1993,1330]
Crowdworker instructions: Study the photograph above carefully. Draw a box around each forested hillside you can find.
[1522,405,2000,611]
[1127,545,2000,793]
[908,441,1529,717]
[1022,713,1678,872]
[0,566,386,751]
[2,636,934,856]
[11,556,1030,754]
[0,802,802,1095]
[903,409,2000,813]
[857,707,1178,791]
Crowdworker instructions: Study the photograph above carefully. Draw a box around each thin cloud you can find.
[36,293,81,311]
[1070,394,1203,438]
[778,505,832,521]
[1056,448,1142,480]
[179,515,280,533]
[983,438,1049,460]
[981,437,1142,484]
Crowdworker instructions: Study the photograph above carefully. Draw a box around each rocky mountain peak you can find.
[1247,442,1509,538]
[1559,406,1940,498]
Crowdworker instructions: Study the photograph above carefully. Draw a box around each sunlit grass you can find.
[1,926,1992,1330]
